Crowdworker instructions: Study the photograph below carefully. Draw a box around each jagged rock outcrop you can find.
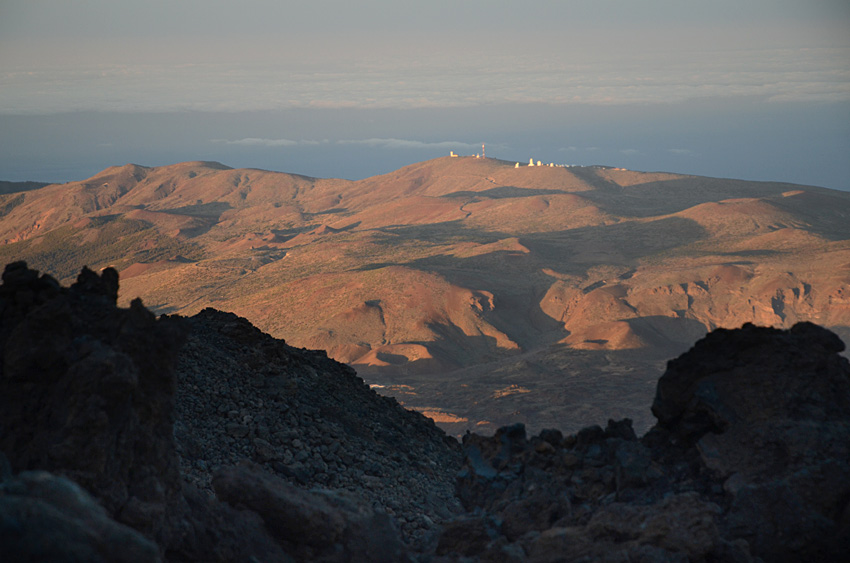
[0,261,186,548]
[653,322,850,560]
[0,262,460,561]
[0,262,280,562]
[442,322,850,561]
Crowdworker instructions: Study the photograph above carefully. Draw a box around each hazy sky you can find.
[1,0,849,188]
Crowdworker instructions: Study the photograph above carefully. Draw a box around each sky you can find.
[1,0,849,189]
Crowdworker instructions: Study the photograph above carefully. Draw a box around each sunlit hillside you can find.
[2,156,848,434]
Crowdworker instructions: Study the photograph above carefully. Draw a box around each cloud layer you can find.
[337,138,481,150]
[2,47,848,115]
[215,137,483,152]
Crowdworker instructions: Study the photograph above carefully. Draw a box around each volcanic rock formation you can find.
[445,322,850,561]
[0,263,458,560]
[1,262,848,561]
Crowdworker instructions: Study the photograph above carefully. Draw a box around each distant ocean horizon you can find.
[1,99,848,192]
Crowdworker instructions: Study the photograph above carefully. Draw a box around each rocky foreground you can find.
[0,262,848,561]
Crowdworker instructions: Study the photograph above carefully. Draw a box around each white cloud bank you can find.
[337,138,481,150]
[215,137,482,151]
[2,47,848,115]
[221,138,298,147]
[213,138,330,147]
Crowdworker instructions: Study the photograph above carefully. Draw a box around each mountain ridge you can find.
[1,157,848,434]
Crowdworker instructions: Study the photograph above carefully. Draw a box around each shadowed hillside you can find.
[1,157,848,434]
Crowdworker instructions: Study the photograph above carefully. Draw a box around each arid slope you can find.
[2,157,848,434]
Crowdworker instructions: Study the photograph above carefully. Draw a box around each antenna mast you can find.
[482,143,485,159]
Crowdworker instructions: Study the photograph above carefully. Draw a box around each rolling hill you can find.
[2,156,848,434]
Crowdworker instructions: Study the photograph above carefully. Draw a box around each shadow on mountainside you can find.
[440,186,570,200]
[0,180,50,195]
[374,215,708,277]
[354,317,708,439]
[574,174,828,218]
[359,339,683,438]
[367,216,708,353]
[518,216,707,265]
[376,220,502,245]
[342,216,712,434]
[160,201,233,219]
[768,189,850,240]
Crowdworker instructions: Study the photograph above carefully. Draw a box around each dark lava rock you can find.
[0,459,160,563]
[0,262,186,547]
[652,322,850,561]
[173,307,464,549]
[652,321,850,442]
[446,322,850,562]
[0,263,462,560]
[213,463,409,562]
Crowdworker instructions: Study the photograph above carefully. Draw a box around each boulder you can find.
[649,322,850,561]
[652,322,850,442]
[212,463,410,562]
[0,465,160,563]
